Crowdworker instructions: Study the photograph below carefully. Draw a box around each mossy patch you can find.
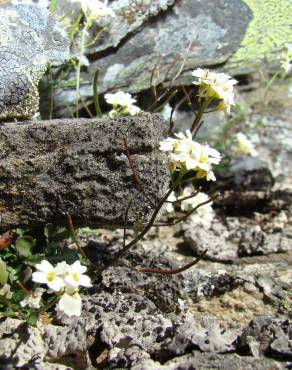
[226,0,292,73]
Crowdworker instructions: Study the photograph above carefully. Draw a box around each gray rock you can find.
[56,0,176,54]
[229,156,274,191]
[132,352,289,370]
[240,316,292,360]
[182,215,292,261]
[0,3,69,120]
[0,113,169,231]
[53,0,251,114]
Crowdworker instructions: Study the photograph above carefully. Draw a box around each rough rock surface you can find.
[53,0,252,114]
[0,240,290,369]
[0,113,169,231]
[52,0,292,116]
[0,2,69,120]
[56,0,176,54]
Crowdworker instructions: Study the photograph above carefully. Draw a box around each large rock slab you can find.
[52,0,292,117]
[0,113,169,231]
[54,0,252,114]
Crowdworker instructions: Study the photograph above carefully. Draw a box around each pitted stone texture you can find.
[43,319,89,368]
[182,214,292,261]
[0,318,47,367]
[240,316,292,360]
[0,113,169,231]
[132,352,288,370]
[0,318,89,369]
[0,3,69,120]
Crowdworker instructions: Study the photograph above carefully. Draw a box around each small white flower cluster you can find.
[70,0,115,19]
[21,288,45,309]
[165,187,214,228]
[105,91,141,118]
[159,130,222,180]
[0,283,13,300]
[235,132,258,157]
[31,260,92,316]
[280,44,292,74]
[180,187,214,228]
[192,68,238,114]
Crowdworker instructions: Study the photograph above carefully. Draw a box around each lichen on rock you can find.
[0,3,69,120]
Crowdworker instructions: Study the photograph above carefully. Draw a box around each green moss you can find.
[226,0,292,73]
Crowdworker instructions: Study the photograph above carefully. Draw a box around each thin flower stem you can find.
[190,99,210,134]
[37,296,59,315]
[123,200,133,248]
[93,69,102,117]
[66,213,90,263]
[75,25,87,118]
[153,195,217,227]
[153,90,178,113]
[16,281,31,295]
[131,249,207,275]
[0,295,19,312]
[165,189,200,203]
[95,172,185,276]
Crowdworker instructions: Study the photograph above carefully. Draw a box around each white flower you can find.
[64,260,92,291]
[236,132,258,156]
[20,288,45,309]
[70,0,115,19]
[161,103,177,123]
[0,283,13,300]
[105,91,141,117]
[128,105,141,116]
[192,68,238,114]
[179,187,214,228]
[105,91,135,106]
[164,191,177,213]
[159,130,222,180]
[58,291,82,317]
[32,260,65,292]
[280,44,292,74]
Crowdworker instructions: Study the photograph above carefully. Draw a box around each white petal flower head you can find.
[64,261,92,290]
[0,283,13,299]
[71,0,115,19]
[192,68,238,114]
[236,132,258,156]
[159,130,221,178]
[32,260,65,292]
[180,188,214,228]
[164,191,177,213]
[105,91,136,107]
[20,288,45,309]
[161,103,176,122]
[159,137,177,152]
[105,91,140,116]
[58,291,82,317]
[128,104,141,116]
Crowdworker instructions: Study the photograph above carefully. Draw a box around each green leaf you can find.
[15,236,36,257]
[49,0,57,13]
[3,307,16,318]
[26,311,38,326]
[44,223,56,241]
[0,259,8,285]
[25,254,44,266]
[53,229,71,242]
[12,290,26,304]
